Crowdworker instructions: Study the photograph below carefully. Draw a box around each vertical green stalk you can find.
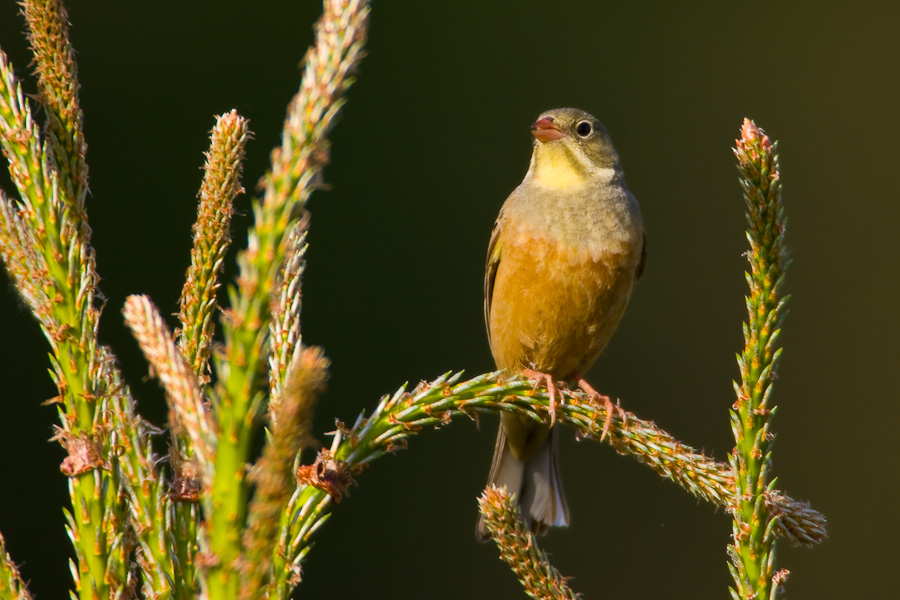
[166,110,248,600]
[205,1,369,598]
[728,119,789,600]
[1,2,123,596]
[0,532,34,600]
[206,411,253,600]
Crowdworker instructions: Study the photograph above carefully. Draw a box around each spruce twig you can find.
[19,0,89,217]
[123,295,217,487]
[0,532,33,600]
[178,110,249,384]
[244,214,316,598]
[727,119,792,599]
[205,1,370,598]
[271,371,826,591]
[1,4,158,597]
[267,216,310,400]
[164,109,248,600]
[246,346,329,600]
[478,486,580,600]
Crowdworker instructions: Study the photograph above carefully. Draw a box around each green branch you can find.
[728,119,790,599]
[205,1,371,598]
[478,485,580,600]
[268,370,826,598]
[1,3,156,597]
[0,532,33,600]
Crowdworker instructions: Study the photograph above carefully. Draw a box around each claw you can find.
[576,376,626,442]
[522,368,562,426]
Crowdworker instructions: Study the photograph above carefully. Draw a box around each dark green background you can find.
[1,1,897,598]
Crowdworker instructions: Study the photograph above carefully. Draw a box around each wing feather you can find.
[484,216,503,347]
[635,232,647,282]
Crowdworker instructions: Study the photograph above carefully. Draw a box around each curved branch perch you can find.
[271,370,827,595]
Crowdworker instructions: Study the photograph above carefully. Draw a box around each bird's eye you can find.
[575,121,592,137]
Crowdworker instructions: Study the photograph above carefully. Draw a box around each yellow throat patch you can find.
[531,145,588,191]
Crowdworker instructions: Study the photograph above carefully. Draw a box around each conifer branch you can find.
[19,0,89,218]
[165,109,249,600]
[0,532,33,600]
[271,371,826,594]
[1,13,156,598]
[478,485,580,600]
[178,110,249,384]
[123,295,217,486]
[727,120,792,599]
[206,2,370,598]
[245,346,329,600]
[268,216,309,399]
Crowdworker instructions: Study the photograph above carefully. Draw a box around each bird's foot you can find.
[522,368,563,426]
[576,377,626,442]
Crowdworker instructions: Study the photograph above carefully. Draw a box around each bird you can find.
[476,107,645,540]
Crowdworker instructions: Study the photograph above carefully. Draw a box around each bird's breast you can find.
[488,209,641,378]
[508,179,642,261]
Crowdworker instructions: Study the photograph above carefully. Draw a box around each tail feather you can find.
[522,427,569,534]
[476,426,568,541]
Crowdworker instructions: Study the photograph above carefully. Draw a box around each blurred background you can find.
[0,1,897,598]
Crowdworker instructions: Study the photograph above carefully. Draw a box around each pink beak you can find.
[530,117,566,142]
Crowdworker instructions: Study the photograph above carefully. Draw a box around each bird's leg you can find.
[574,376,626,442]
[522,368,562,426]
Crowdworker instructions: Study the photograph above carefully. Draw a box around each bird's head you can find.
[528,108,621,190]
